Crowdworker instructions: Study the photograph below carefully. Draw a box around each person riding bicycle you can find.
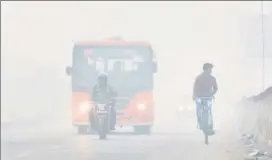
[91,73,117,130]
[193,63,218,134]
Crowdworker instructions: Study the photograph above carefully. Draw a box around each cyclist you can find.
[193,63,218,134]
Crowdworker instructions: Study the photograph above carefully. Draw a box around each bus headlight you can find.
[79,102,91,114]
[137,103,146,111]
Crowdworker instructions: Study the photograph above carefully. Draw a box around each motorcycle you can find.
[91,101,113,140]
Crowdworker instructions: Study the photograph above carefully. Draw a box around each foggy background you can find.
[1,1,272,132]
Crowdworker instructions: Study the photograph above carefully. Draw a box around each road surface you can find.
[2,123,245,160]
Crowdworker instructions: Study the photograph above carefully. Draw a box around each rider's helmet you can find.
[97,72,108,87]
[202,63,213,71]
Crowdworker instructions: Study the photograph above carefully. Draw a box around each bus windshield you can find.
[73,45,153,72]
[71,45,154,92]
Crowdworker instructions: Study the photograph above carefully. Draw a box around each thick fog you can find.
[1,1,272,133]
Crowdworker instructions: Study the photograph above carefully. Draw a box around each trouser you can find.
[195,98,213,129]
[110,106,116,129]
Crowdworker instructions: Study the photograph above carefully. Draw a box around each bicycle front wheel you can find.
[201,109,209,145]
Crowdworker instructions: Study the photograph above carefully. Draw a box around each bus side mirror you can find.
[66,66,72,76]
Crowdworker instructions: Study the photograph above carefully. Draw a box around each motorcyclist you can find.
[91,73,117,130]
[193,63,218,134]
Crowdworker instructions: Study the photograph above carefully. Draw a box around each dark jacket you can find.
[193,72,218,98]
[92,84,116,104]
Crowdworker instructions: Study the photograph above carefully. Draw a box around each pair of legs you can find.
[195,98,214,131]
[110,107,116,129]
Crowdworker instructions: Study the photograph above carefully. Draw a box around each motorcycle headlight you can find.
[137,103,146,111]
[78,102,91,114]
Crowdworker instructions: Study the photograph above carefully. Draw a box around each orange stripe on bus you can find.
[75,41,150,46]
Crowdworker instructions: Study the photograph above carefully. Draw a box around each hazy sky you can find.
[2,1,270,78]
[2,1,272,89]
[2,1,270,64]
[1,1,272,121]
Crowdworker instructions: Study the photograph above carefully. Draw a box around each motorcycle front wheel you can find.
[98,118,108,139]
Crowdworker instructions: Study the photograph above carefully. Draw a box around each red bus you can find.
[66,38,157,134]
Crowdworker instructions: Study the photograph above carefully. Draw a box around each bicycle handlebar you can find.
[194,96,215,102]
[197,97,215,99]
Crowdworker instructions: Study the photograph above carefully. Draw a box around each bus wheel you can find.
[77,126,88,134]
[134,125,151,135]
